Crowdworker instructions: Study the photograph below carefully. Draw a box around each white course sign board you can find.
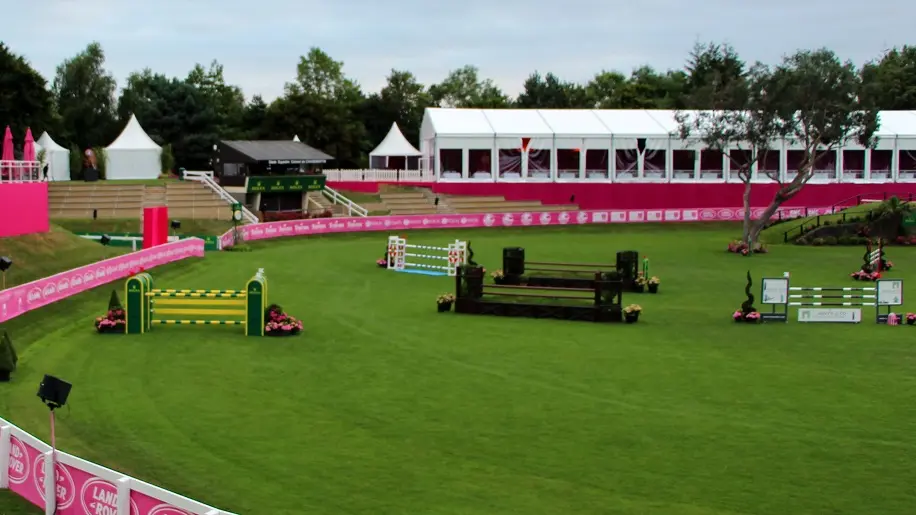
[876,280,903,306]
[797,308,862,323]
[761,278,789,305]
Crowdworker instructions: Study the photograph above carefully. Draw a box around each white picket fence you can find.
[322,169,435,182]
[0,417,235,514]
[0,161,43,183]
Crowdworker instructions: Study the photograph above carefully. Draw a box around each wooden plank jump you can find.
[485,284,593,292]
[485,292,593,300]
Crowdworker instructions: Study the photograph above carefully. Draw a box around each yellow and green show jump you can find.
[125,269,268,336]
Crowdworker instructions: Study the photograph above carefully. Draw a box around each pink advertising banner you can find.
[0,238,205,324]
[7,435,46,509]
[228,206,834,246]
[52,460,140,515]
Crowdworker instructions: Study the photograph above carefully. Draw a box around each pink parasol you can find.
[22,128,35,162]
[1,126,13,162]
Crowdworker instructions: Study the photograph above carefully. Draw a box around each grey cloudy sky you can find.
[5,0,911,101]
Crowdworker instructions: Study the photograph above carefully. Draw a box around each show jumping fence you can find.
[387,236,467,276]
[125,269,268,335]
[760,276,903,323]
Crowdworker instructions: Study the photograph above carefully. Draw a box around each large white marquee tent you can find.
[105,114,162,180]
[419,108,916,182]
[36,131,70,181]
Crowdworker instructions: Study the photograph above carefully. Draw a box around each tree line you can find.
[1,40,915,171]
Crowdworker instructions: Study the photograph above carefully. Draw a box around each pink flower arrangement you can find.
[887,313,900,326]
[377,258,388,268]
[850,270,881,281]
[906,313,916,325]
[264,304,303,336]
[95,308,126,333]
[733,310,761,323]
[727,241,768,255]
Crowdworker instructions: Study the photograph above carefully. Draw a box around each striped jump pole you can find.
[759,275,902,323]
[387,235,468,277]
[125,270,268,336]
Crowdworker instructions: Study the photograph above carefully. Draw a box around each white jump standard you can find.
[387,236,468,276]
[761,276,903,323]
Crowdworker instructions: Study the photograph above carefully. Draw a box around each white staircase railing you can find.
[323,185,369,217]
[182,171,258,224]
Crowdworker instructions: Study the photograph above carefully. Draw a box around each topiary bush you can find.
[0,331,18,381]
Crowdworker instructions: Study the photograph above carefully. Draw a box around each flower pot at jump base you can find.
[647,284,659,294]
[437,302,453,313]
[633,285,645,293]
[624,313,639,324]
[0,370,10,382]
[906,319,915,326]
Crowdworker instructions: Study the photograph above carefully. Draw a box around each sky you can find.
[5,0,914,102]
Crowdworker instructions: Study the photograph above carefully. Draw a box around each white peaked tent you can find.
[36,132,71,181]
[105,114,162,180]
[369,122,421,169]
[293,135,301,142]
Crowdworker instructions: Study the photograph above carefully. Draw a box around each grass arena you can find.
[2,222,916,514]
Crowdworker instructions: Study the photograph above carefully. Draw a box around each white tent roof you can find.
[423,108,916,138]
[293,135,300,142]
[875,111,916,137]
[370,123,420,157]
[37,131,67,151]
[482,109,552,136]
[424,108,494,137]
[106,114,161,150]
[536,110,612,136]
[592,110,668,137]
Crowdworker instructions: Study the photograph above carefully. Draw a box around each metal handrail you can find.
[322,185,368,217]
[779,191,916,242]
[181,170,258,223]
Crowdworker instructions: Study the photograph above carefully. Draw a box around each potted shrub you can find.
[906,313,916,325]
[623,304,641,323]
[633,276,646,293]
[377,258,388,268]
[264,304,303,336]
[647,276,660,293]
[437,293,455,312]
[0,332,17,382]
[491,269,506,284]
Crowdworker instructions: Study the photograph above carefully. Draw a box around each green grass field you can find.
[2,224,916,514]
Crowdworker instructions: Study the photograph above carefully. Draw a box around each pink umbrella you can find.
[1,126,12,161]
[1,126,13,180]
[22,128,37,181]
[22,128,35,162]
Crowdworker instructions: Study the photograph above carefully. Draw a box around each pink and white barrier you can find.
[1,417,235,514]
[220,206,835,247]
[0,238,205,324]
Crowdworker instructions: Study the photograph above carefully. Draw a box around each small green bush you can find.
[108,290,123,311]
[93,147,108,180]
[812,237,826,246]
[69,143,83,180]
[837,236,853,245]
[823,236,838,245]
[0,331,17,374]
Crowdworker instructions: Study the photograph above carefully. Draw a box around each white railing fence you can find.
[322,185,369,217]
[0,161,43,183]
[323,169,434,182]
[181,171,258,224]
[1,417,235,515]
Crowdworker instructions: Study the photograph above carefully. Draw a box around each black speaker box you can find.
[503,247,525,276]
[37,375,72,408]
